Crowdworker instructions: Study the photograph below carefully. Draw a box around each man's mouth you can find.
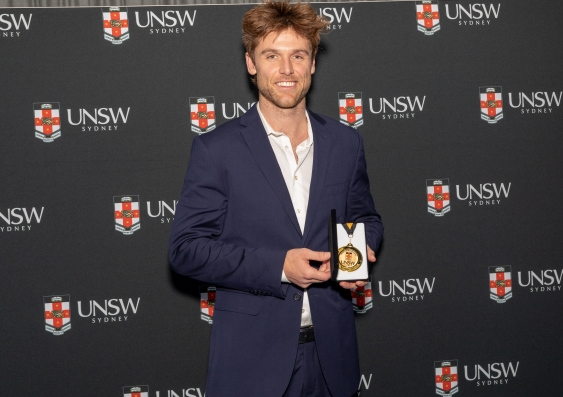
[276,81,296,87]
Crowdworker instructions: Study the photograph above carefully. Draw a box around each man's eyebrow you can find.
[260,48,311,55]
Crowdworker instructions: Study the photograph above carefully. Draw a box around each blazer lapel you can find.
[239,107,302,236]
[302,111,331,244]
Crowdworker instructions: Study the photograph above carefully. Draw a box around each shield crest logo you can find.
[339,93,364,129]
[416,1,440,35]
[102,7,130,44]
[200,285,216,324]
[34,102,61,142]
[123,386,149,397]
[480,86,503,123]
[44,295,71,335]
[352,278,373,313]
[114,195,141,235]
[190,97,217,134]
[489,266,512,303]
[427,179,450,217]
[435,360,459,396]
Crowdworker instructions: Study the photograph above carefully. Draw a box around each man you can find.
[169,1,383,396]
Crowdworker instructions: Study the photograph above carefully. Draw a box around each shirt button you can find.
[285,146,289,150]
[294,175,298,180]
[293,293,301,301]
[297,209,301,213]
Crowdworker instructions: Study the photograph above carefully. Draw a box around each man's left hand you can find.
[339,245,376,290]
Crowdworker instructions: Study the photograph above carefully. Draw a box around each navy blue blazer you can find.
[169,105,383,397]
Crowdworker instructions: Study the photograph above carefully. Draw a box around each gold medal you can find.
[338,222,363,272]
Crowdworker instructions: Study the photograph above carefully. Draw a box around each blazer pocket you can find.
[215,290,261,316]
[323,180,349,196]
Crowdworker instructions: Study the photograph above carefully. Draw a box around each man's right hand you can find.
[283,248,331,289]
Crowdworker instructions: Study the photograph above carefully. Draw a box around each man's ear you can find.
[245,52,257,75]
[311,57,316,75]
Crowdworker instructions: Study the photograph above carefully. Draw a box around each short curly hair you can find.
[242,0,329,61]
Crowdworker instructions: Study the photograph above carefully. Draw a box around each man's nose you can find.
[279,57,293,75]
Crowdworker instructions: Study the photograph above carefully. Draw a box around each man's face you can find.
[245,29,316,110]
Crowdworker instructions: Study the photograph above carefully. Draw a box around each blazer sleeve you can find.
[168,136,288,298]
[345,133,384,253]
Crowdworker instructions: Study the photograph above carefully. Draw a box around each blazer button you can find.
[293,293,301,301]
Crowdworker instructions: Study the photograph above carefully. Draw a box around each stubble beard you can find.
[256,74,311,110]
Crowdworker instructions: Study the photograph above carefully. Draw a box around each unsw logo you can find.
[123,386,206,397]
[508,90,562,115]
[67,106,130,131]
[77,296,141,324]
[317,7,352,30]
[456,181,511,207]
[134,9,196,34]
[464,360,519,387]
[517,268,563,293]
[435,359,519,394]
[114,195,141,235]
[480,86,503,123]
[351,278,372,313]
[156,388,206,397]
[445,3,501,26]
[221,102,256,120]
[0,205,44,233]
[416,1,440,35]
[0,13,32,38]
[146,199,177,224]
[427,179,511,216]
[102,7,129,44]
[200,286,216,324]
[190,97,216,134]
[44,295,71,335]
[378,276,435,303]
[368,94,426,120]
[34,102,61,142]
[338,93,363,129]
[123,386,148,397]
[435,360,458,396]
[427,179,450,217]
[489,266,512,303]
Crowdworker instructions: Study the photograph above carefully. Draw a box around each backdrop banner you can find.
[1,1,562,396]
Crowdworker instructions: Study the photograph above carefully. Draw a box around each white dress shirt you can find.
[257,103,314,327]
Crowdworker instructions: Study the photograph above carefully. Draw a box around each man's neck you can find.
[258,96,309,142]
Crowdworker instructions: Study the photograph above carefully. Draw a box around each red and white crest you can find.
[200,285,216,324]
[102,7,129,44]
[339,92,364,129]
[123,385,149,397]
[435,360,459,396]
[190,97,216,134]
[114,195,141,235]
[44,295,71,335]
[34,102,61,142]
[480,86,503,123]
[416,1,440,35]
[489,266,512,303]
[427,179,450,217]
[352,278,373,313]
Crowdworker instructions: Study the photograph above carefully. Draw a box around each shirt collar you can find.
[256,102,314,147]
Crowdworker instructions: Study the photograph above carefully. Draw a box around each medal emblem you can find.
[338,223,363,272]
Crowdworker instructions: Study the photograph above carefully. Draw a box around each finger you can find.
[302,249,331,262]
[306,267,331,283]
[339,281,355,290]
[318,263,330,273]
[367,245,376,262]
